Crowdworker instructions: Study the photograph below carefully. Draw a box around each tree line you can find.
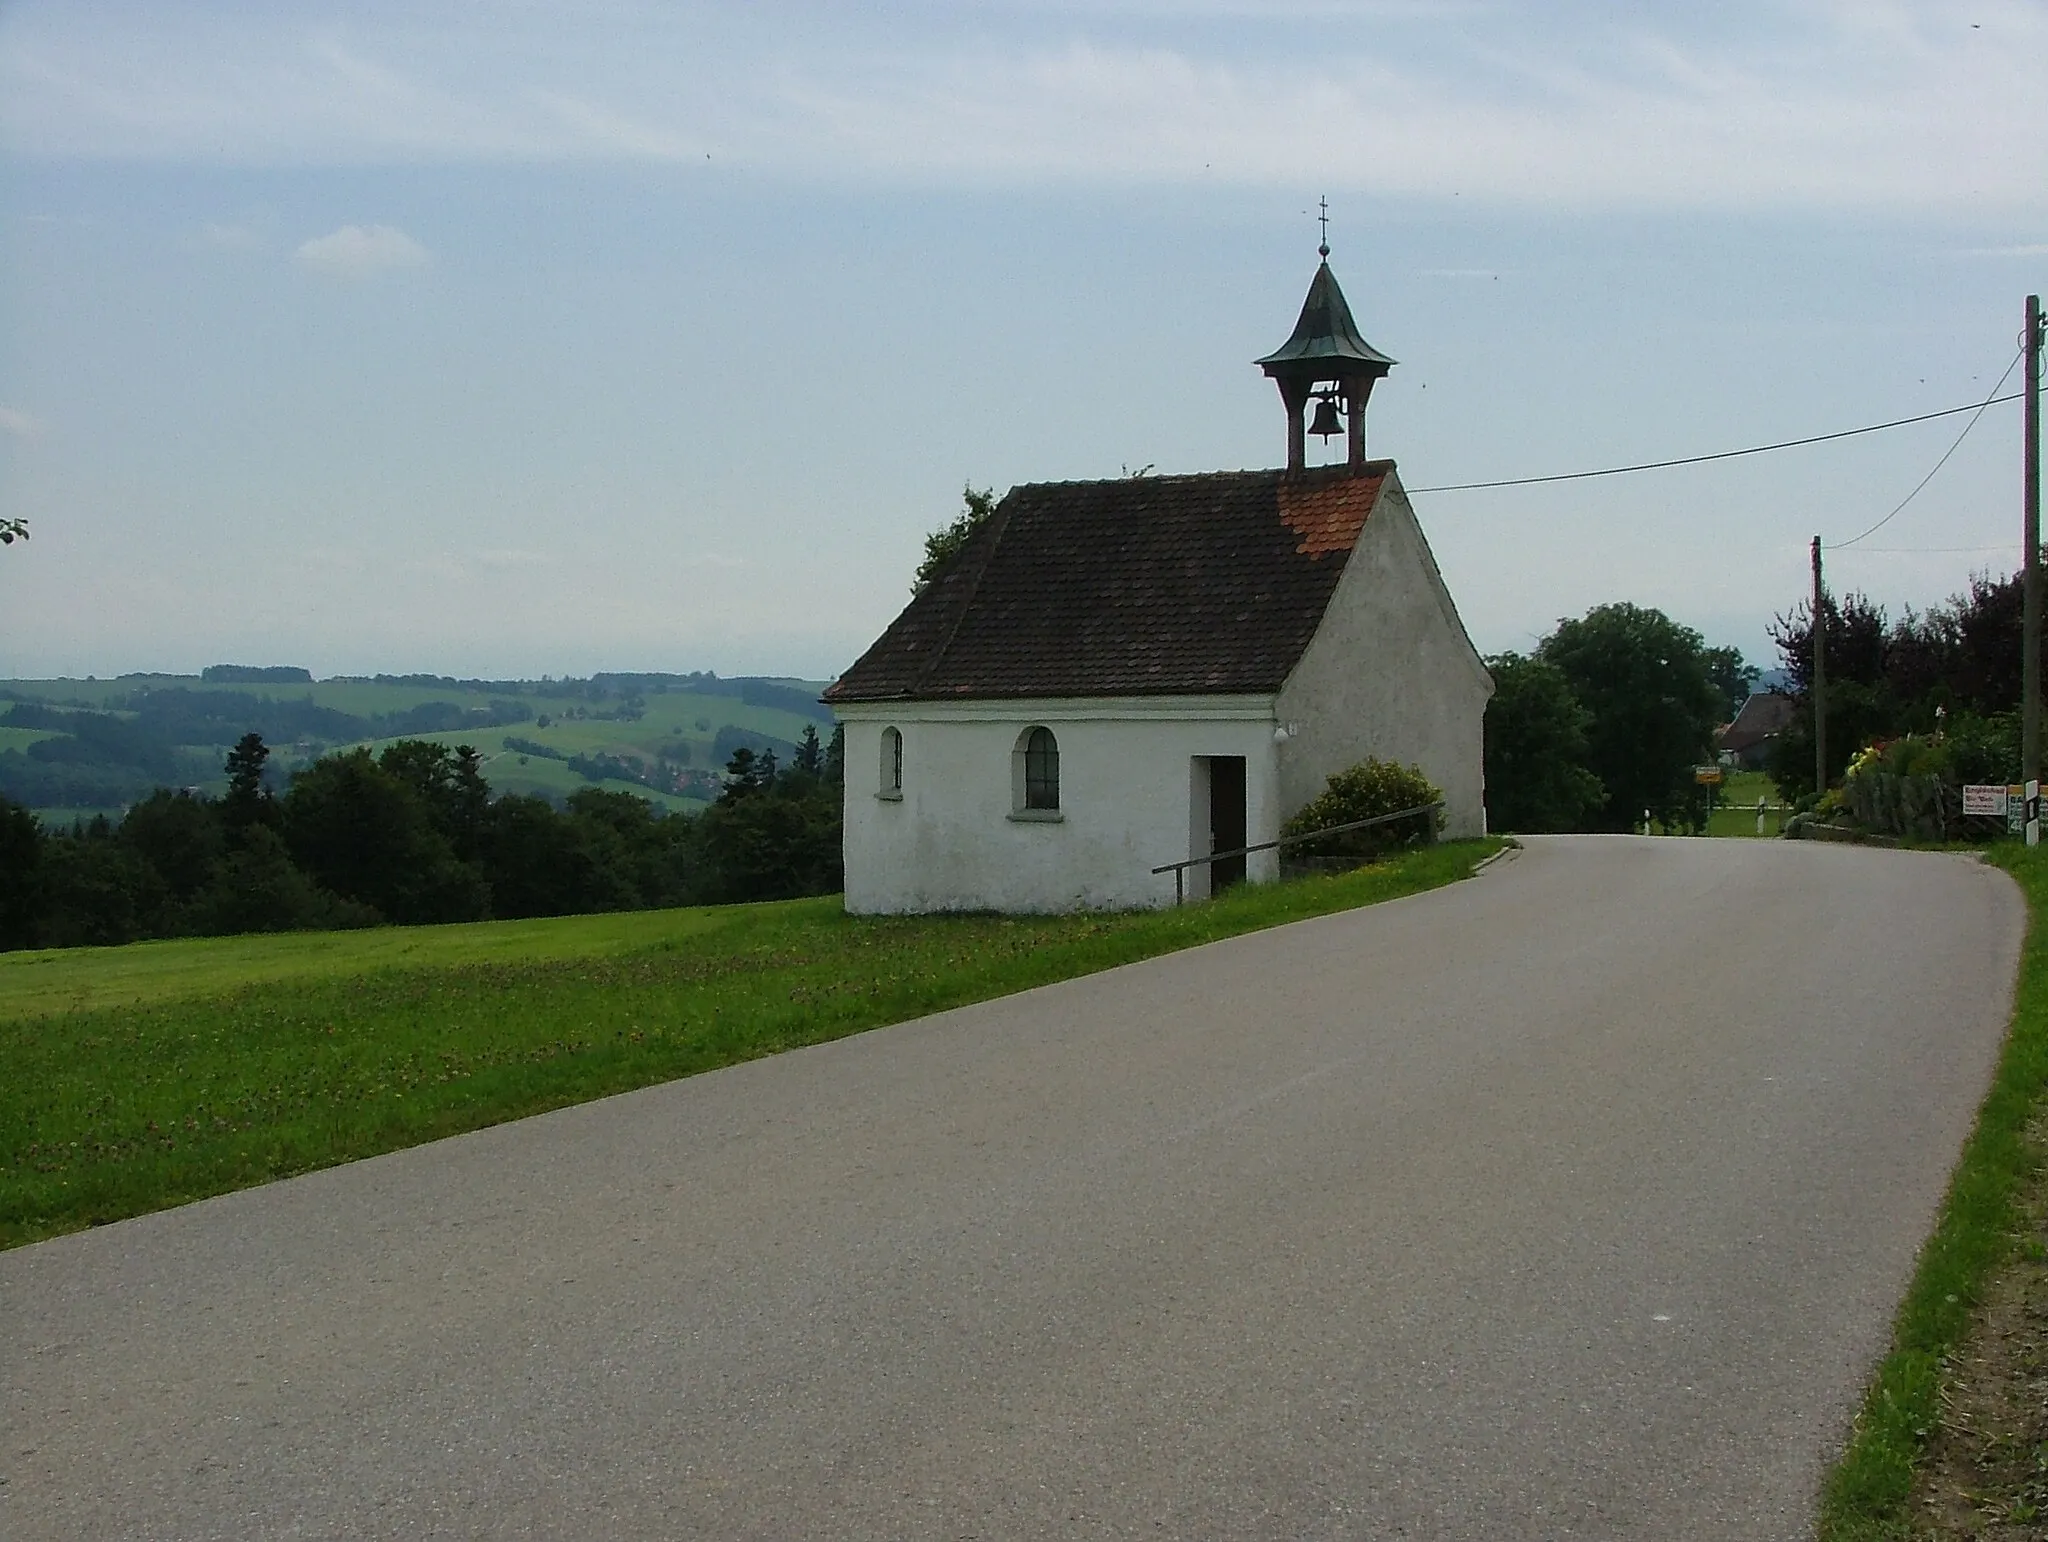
[1762,566,2037,801]
[0,727,845,952]
[1481,565,2046,833]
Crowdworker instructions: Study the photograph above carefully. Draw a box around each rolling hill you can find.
[0,669,836,823]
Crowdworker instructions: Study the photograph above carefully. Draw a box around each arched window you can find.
[1023,726,1059,810]
[879,726,903,797]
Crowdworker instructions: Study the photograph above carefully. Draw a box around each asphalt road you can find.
[1,836,2026,1540]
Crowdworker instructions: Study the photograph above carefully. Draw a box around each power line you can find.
[1403,387,2024,496]
[1832,543,2013,555]
[1831,347,2028,548]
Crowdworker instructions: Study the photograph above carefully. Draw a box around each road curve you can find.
[0,837,2025,1540]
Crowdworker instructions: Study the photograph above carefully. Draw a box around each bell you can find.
[1307,395,1345,438]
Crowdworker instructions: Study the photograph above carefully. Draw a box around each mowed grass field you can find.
[0,840,1502,1249]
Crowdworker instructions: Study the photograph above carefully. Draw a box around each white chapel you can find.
[823,248,1493,913]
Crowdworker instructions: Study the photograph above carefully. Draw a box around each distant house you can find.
[1717,690,1796,770]
[823,250,1492,914]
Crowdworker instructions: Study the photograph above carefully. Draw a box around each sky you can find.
[0,0,2043,683]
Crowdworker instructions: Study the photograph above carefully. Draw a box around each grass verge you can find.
[1817,843,2048,1540]
[1,838,1499,1250]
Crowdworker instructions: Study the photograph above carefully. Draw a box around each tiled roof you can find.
[824,463,1391,702]
[1716,690,1796,754]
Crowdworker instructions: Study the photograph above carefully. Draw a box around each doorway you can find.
[1208,756,1247,892]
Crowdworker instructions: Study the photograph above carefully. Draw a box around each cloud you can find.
[0,406,46,439]
[1,2,2044,213]
[476,548,548,568]
[1952,243,2048,258]
[294,223,428,279]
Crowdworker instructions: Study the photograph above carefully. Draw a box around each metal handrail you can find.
[1151,801,1445,905]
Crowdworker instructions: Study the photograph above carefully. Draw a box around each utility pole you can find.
[1811,535,1827,796]
[2026,294,2042,844]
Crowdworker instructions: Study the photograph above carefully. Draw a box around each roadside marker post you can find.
[2030,779,2042,849]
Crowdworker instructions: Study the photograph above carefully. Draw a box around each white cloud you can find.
[294,223,428,279]
[0,406,46,439]
[1,1,2044,212]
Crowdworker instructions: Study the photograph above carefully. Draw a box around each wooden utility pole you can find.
[2027,295,2043,789]
[1812,535,1827,795]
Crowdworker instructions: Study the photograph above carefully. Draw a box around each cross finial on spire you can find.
[1317,196,1330,259]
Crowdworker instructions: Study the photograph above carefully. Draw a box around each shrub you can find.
[1843,733,1958,840]
[1282,758,1444,869]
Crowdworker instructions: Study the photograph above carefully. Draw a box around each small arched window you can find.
[1023,726,1059,810]
[879,726,903,797]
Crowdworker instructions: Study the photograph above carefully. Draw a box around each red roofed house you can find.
[822,249,1492,913]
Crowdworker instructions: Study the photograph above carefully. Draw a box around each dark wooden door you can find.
[1210,756,1247,892]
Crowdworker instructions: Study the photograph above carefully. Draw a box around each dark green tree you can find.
[477,794,631,919]
[1766,592,1903,800]
[912,484,998,594]
[376,740,491,860]
[721,745,780,798]
[1538,603,1726,832]
[824,722,845,787]
[700,786,840,902]
[282,749,487,924]
[0,795,41,950]
[1701,645,1759,719]
[793,724,823,776]
[117,789,225,906]
[221,732,277,833]
[450,746,490,858]
[37,819,165,947]
[1482,653,1606,833]
[564,787,703,909]
[698,738,842,902]
[191,825,376,936]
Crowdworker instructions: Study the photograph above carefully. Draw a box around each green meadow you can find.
[0,840,1501,1249]
[1703,768,1787,837]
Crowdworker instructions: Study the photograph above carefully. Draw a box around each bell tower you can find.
[1255,209,1395,475]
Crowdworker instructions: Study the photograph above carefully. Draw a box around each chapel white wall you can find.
[836,701,1281,914]
[1273,480,1494,837]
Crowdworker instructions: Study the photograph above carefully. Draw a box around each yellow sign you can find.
[1694,766,1723,785]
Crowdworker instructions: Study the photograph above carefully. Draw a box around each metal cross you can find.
[1317,197,1330,257]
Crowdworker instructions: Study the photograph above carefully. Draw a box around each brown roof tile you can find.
[824,463,1392,703]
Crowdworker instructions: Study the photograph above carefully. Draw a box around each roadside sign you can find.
[1694,765,1722,785]
[1963,784,2008,816]
[2011,785,2027,835]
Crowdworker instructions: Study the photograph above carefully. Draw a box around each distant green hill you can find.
[0,669,835,821]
